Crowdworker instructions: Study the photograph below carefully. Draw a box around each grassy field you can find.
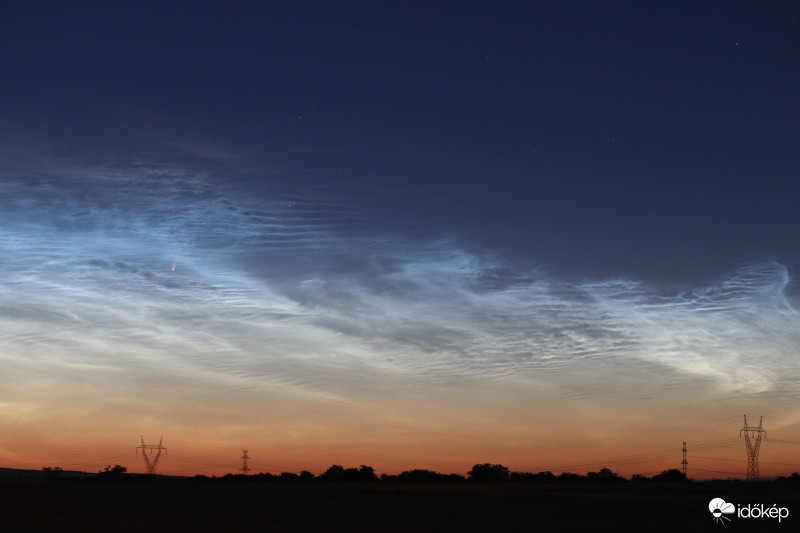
[1,478,798,532]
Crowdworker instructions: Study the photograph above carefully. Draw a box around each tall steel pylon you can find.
[740,416,766,481]
[136,436,167,474]
[241,450,250,475]
[681,442,687,478]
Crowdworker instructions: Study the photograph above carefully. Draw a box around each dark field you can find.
[2,478,798,532]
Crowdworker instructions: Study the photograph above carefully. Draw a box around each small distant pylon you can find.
[740,416,766,481]
[681,442,687,478]
[136,436,167,474]
[241,450,249,475]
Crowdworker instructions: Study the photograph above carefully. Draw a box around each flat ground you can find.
[1,478,798,532]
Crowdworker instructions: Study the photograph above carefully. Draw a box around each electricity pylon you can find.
[136,436,167,474]
[241,450,250,475]
[740,416,766,481]
[681,442,687,478]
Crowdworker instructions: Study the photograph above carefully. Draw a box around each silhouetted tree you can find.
[587,467,625,482]
[358,465,377,481]
[396,469,464,482]
[42,466,63,479]
[321,465,345,480]
[468,463,509,482]
[398,469,436,482]
[630,473,649,482]
[299,470,315,481]
[97,464,127,479]
[650,468,687,482]
[510,470,557,483]
[320,464,377,482]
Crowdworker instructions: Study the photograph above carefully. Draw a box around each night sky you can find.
[1,1,799,477]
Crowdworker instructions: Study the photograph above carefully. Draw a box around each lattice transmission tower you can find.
[136,436,167,474]
[681,442,687,478]
[241,450,250,475]
[740,416,765,481]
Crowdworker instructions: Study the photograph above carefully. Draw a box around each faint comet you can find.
[171,257,178,271]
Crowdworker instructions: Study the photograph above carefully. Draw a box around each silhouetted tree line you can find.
[381,469,466,483]
[320,465,378,482]
[776,472,800,483]
[465,464,688,483]
[188,464,688,483]
[52,463,791,483]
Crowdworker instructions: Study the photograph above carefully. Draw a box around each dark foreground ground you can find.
[2,478,798,532]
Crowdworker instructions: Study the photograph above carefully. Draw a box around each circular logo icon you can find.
[709,498,735,524]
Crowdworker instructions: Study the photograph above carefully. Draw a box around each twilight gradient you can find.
[1,160,798,477]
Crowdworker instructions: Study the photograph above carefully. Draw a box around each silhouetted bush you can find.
[558,472,581,482]
[586,468,625,482]
[321,465,345,480]
[97,464,127,480]
[650,469,687,482]
[320,464,377,482]
[42,466,63,479]
[394,469,465,482]
[776,472,800,483]
[510,471,557,483]
[468,463,509,482]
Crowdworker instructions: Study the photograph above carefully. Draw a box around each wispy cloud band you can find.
[1,165,797,411]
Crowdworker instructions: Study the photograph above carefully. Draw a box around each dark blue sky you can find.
[3,1,799,285]
[0,2,800,282]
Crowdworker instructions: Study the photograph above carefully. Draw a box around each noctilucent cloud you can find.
[1,1,799,476]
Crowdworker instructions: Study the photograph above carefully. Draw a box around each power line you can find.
[769,438,800,446]
[246,461,309,472]
[689,438,742,451]
[160,465,207,476]
[692,467,745,476]
[685,455,800,467]
[60,454,139,469]
[167,454,308,473]
[521,437,743,474]
[168,455,240,469]
[759,460,800,467]
[692,455,741,462]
